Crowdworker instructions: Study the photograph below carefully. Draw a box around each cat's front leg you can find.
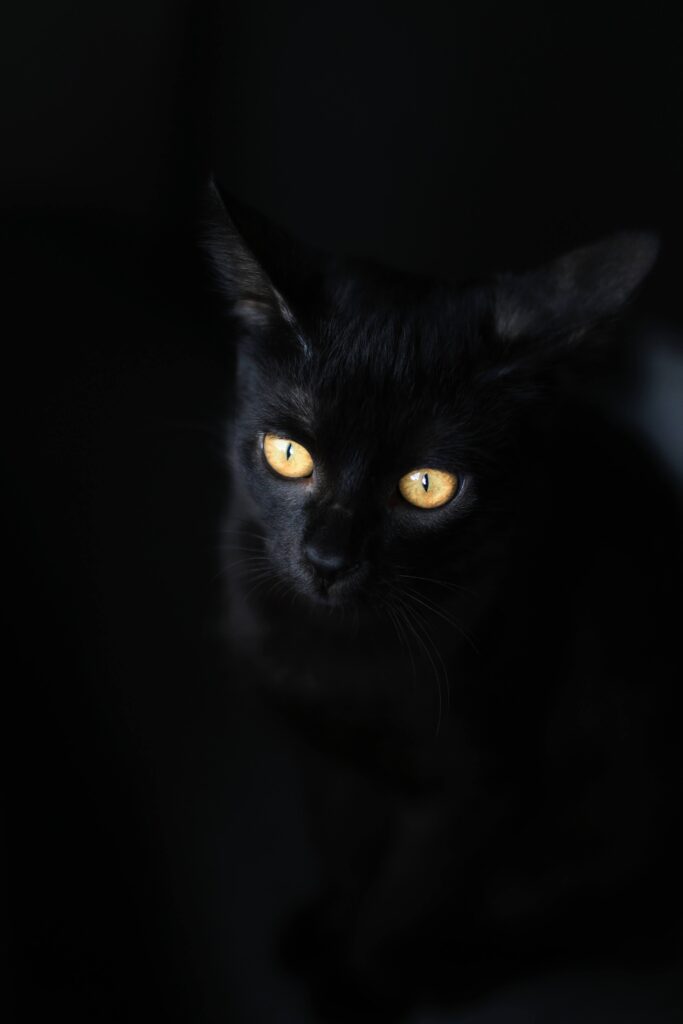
[280,896,415,1024]
[284,794,485,1020]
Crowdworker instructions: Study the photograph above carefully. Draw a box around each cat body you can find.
[207,184,682,1019]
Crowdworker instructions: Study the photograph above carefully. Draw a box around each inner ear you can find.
[494,231,659,344]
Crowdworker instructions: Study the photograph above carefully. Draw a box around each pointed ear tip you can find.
[201,174,227,220]
[204,175,244,227]
[206,174,220,203]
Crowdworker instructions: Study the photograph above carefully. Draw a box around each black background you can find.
[6,3,683,1022]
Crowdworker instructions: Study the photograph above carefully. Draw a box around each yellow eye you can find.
[398,468,458,509]
[263,433,314,478]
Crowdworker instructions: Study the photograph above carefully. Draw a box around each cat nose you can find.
[303,541,353,582]
[304,506,359,584]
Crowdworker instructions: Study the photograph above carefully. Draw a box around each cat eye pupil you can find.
[286,442,293,460]
[422,473,429,492]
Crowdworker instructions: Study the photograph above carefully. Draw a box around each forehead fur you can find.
[243,281,507,478]
[303,279,491,399]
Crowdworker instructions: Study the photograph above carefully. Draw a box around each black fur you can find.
[206,181,682,1022]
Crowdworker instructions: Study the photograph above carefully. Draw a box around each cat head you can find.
[205,180,657,610]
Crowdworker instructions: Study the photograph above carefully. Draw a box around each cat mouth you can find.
[303,562,366,606]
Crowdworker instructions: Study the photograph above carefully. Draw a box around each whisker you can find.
[400,584,480,655]
[396,572,475,597]
[219,528,266,544]
[217,543,268,554]
[244,571,282,602]
[399,585,461,629]
[212,555,272,583]
[384,598,418,697]
[394,594,447,734]
[402,599,452,727]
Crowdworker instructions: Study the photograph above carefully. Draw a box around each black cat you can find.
[205,181,683,1022]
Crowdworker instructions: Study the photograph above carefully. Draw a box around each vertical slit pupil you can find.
[422,473,429,492]
[286,442,293,460]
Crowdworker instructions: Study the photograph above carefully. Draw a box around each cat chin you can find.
[305,587,355,609]
[301,581,362,609]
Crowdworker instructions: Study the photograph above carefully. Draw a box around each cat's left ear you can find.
[202,177,323,338]
[493,231,659,348]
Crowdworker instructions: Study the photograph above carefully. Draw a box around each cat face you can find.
[230,295,495,606]
[207,182,657,609]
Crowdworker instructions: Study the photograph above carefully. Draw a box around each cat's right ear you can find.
[202,178,323,348]
[202,178,292,331]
